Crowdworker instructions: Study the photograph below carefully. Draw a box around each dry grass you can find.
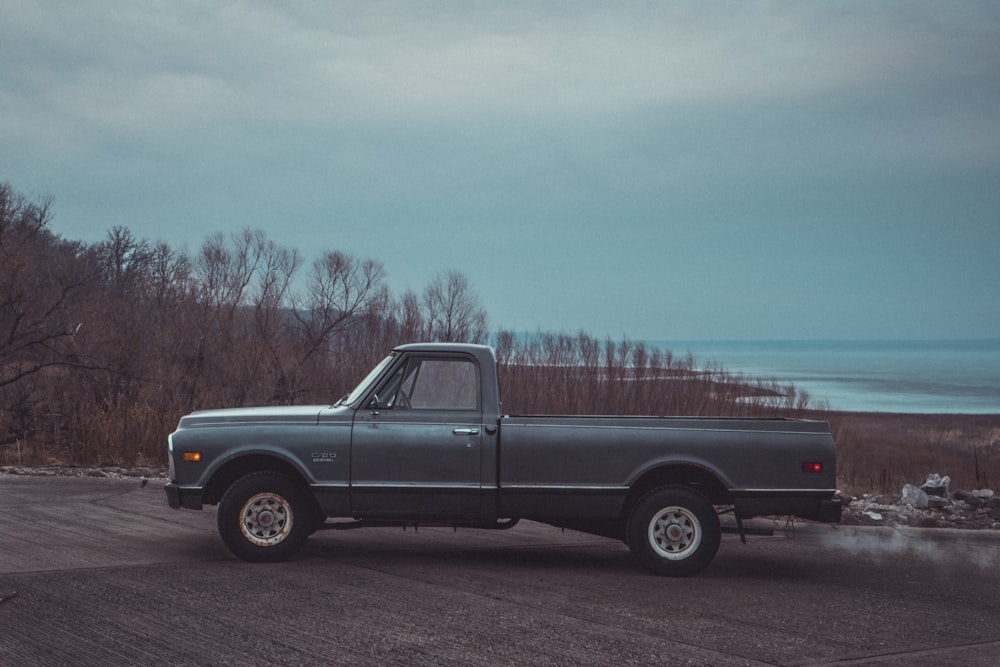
[824,411,1000,495]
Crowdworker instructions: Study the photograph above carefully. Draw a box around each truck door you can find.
[350,354,483,518]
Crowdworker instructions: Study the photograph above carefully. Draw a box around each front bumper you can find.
[165,482,204,510]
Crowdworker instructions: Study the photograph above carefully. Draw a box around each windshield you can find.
[339,353,396,406]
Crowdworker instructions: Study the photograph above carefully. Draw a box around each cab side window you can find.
[378,357,479,410]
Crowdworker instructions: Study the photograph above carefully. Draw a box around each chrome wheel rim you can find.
[648,506,701,560]
[239,492,293,547]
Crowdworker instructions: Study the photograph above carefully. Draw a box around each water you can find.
[659,339,1000,414]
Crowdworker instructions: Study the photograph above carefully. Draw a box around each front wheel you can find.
[217,472,314,562]
[626,486,721,576]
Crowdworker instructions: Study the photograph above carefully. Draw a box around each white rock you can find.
[920,473,950,498]
[923,473,950,488]
[902,483,929,509]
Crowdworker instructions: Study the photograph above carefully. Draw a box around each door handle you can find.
[452,428,480,435]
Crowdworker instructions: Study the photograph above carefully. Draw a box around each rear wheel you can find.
[217,471,314,562]
[626,486,721,576]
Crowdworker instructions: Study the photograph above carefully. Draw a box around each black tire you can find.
[626,486,721,577]
[216,471,314,562]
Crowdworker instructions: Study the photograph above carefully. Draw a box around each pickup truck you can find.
[166,343,841,576]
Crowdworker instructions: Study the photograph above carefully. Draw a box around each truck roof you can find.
[394,342,495,356]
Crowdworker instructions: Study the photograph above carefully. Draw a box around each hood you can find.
[177,405,331,429]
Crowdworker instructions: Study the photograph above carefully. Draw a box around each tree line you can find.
[1,183,808,468]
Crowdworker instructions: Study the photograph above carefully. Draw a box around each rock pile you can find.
[840,473,1000,530]
[0,465,168,480]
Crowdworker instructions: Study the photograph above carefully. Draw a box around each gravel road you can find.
[2,475,1000,666]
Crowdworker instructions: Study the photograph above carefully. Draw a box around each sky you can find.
[3,1,999,342]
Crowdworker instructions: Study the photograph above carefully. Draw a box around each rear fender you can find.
[624,460,733,515]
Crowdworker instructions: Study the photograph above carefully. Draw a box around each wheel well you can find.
[624,465,731,516]
[202,454,312,507]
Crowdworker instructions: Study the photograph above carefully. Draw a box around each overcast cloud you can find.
[3,1,999,340]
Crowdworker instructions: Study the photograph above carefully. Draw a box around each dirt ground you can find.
[3,475,1000,666]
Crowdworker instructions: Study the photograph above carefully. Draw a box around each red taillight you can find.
[802,462,823,473]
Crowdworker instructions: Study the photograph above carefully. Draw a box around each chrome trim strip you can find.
[501,484,629,493]
[731,488,837,494]
[190,420,353,428]
[349,482,484,491]
[357,421,483,428]
[313,482,500,491]
[501,422,826,436]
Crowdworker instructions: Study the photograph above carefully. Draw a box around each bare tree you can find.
[298,251,388,350]
[286,251,389,395]
[195,229,275,316]
[97,226,155,297]
[243,235,301,404]
[422,269,488,343]
[397,290,424,343]
[0,183,97,390]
